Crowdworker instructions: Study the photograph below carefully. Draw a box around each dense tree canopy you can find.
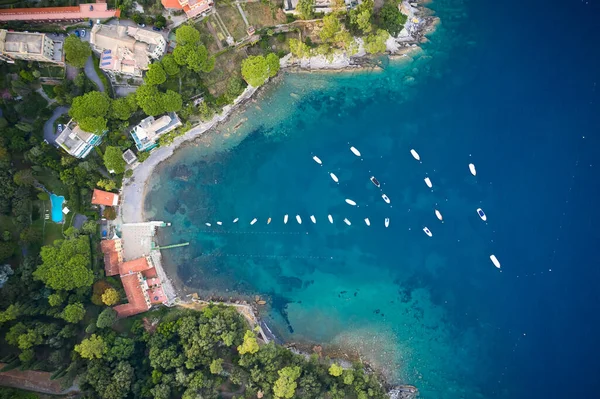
[161,54,180,76]
[64,36,92,68]
[364,29,390,54]
[377,1,408,36]
[96,308,117,328]
[289,39,311,58]
[103,146,126,174]
[75,334,106,359]
[297,0,315,20]
[109,94,138,121]
[61,302,86,323]
[101,288,119,306]
[241,55,280,87]
[175,25,200,46]
[350,0,374,34]
[69,91,111,133]
[33,236,93,291]
[145,63,167,86]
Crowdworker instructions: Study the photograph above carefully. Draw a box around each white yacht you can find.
[345,199,357,206]
[477,208,487,221]
[385,218,390,228]
[313,155,322,165]
[205,222,211,227]
[330,173,339,183]
[490,254,501,268]
[250,218,257,225]
[364,218,370,226]
[267,218,271,224]
[233,218,239,223]
[328,214,333,223]
[217,221,223,225]
[284,214,288,224]
[382,194,390,204]
[410,149,420,161]
[424,177,432,188]
[310,215,316,224]
[469,163,477,176]
[296,215,302,224]
[343,218,351,225]
[423,227,432,237]
[370,176,381,187]
[350,146,361,156]
[435,209,443,221]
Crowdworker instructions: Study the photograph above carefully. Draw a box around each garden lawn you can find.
[244,1,288,28]
[215,3,248,42]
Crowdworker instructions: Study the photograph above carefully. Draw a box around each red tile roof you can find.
[100,240,120,276]
[92,189,119,206]
[114,274,150,318]
[161,0,183,9]
[148,286,167,304]
[0,6,80,15]
[120,257,151,275]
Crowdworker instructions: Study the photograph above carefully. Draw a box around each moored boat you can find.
[435,209,443,221]
[296,215,302,224]
[424,177,432,188]
[250,218,257,225]
[313,155,322,165]
[205,222,211,227]
[217,221,223,225]
[469,163,477,176]
[343,218,351,225]
[284,214,288,224]
[410,149,420,161]
[267,218,271,224]
[382,194,390,204]
[328,214,333,223]
[423,227,432,237]
[370,176,380,187]
[364,218,370,226]
[385,218,390,228]
[330,173,339,183]
[345,199,357,206]
[490,254,501,268]
[310,215,316,224]
[350,146,361,156]
[477,208,487,221]
[233,218,239,223]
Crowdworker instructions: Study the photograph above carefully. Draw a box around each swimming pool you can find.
[50,194,65,223]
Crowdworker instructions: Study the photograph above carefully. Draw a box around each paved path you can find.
[43,106,69,146]
[236,1,250,27]
[36,87,56,105]
[84,55,105,92]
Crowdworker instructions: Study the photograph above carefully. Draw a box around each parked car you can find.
[57,124,63,133]
[75,30,80,37]
[138,23,146,28]
[152,26,161,31]
[81,29,86,38]
[89,20,93,27]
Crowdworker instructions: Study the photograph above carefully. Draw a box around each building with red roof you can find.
[113,273,151,317]
[100,239,122,276]
[92,189,119,207]
[0,1,120,22]
[161,0,213,19]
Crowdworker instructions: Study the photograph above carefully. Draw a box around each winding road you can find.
[43,106,69,146]
[84,55,105,93]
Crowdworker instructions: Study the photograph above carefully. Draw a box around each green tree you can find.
[13,169,35,186]
[350,0,374,34]
[69,91,111,132]
[320,14,342,43]
[109,96,137,120]
[145,63,167,85]
[237,330,259,355]
[61,302,86,323]
[241,56,270,87]
[210,358,224,374]
[64,35,91,68]
[162,90,183,113]
[81,219,98,235]
[103,207,117,220]
[329,363,343,377]
[297,0,315,19]
[289,38,311,58]
[377,2,408,36]
[96,307,118,328]
[0,241,15,263]
[79,116,107,134]
[161,54,180,76]
[48,292,64,307]
[104,146,126,174]
[175,25,201,46]
[136,84,164,116]
[75,334,106,359]
[96,179,117,191]
[19,227,42,245]
[364,29,389,54]
[273,366,302,399]
[33,236,93,291]
[266,53,280,78]
[101,288,119,306]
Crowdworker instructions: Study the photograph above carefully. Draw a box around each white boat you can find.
[423,227,432,237]
[345,199,357,206]
[424,177,432,188]
[284,214,288,224]
[370,176,381,187]
[382,194,390,204]
[233,218,239,223]
[410,149,420,161]
[296,215,302,224]
[469,163,477,176]
[477,208,487,221]
[330,173,339,183]
[310,215,316,224]
[350,146,361,156]
[217,221,223,225]
[343,218,351,225]
[250,218,257,225]
[435,209,443,221]
[490,254,501,269]
[328,214,333,223]
[205,223,212,227]
[313,155,322,165]
[364,218,370,226]
[267,218,271,224]
[385,218,390,228]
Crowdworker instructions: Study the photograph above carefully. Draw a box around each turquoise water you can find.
[50,194,65,223]
[145,0,600,397]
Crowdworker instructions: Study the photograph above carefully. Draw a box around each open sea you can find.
[144,0,600,397]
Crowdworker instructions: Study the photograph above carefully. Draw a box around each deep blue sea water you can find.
[145,0,600,397]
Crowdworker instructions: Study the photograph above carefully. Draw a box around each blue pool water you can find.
[50,194,65,223]
[145,0,600,397]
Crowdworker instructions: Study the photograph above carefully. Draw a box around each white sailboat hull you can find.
[310,215,316,224]
[424,177,432,188]
[469,163,477,176]
[328,215,333,223]
[435,210,443,221]
[345,199,357,206]
[205,223,211,227]
[250,218,257,225]
[343,218,351,225]
[330,173,339,183]
[233,218,239,223]
[296,215,302,224]
[313,156,322,165]
[364,218,370,226]
[411,149,420,161]
[284,214,288,224]
[350,146,361,156]
[490,255,501,268]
